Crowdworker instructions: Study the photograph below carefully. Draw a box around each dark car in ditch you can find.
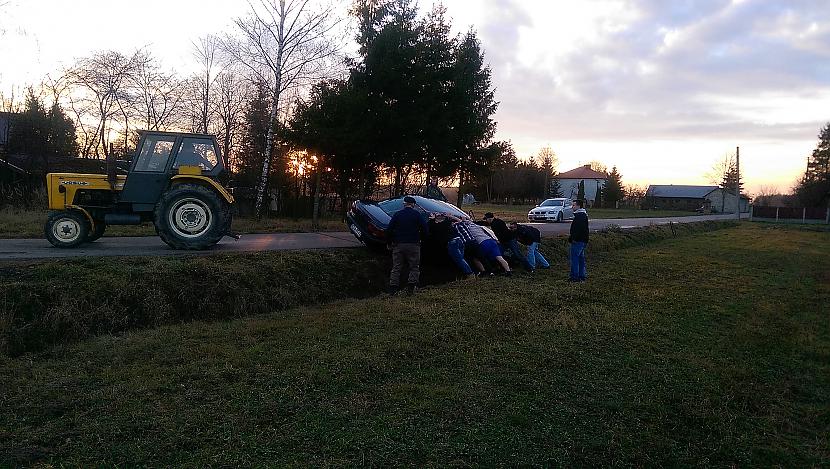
[346,195,469,249]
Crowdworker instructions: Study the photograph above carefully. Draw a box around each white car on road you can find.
[527,198,574,222]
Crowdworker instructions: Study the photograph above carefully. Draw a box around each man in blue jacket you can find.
[387,196,429,295]
[568,199,589,282]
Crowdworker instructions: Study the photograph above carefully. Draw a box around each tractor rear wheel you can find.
[154,183,229,250]
[44,210,89,248]
[86,221,106,242]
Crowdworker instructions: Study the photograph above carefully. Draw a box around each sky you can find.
[1,0,828,194]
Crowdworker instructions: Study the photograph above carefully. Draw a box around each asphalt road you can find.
[0,213,744,260]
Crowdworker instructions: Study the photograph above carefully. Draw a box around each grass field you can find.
[0,207,345,239]
[466,203,700,220]
[1,223,827,466]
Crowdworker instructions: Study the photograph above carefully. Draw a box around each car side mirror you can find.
[535,204,539,207]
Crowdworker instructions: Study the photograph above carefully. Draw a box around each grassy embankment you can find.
[1,222,828,466]
[0,207,344,239]
[0,220,733,357]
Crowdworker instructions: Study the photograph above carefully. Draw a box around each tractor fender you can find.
[170,175,235,204]
[65,204,97,233]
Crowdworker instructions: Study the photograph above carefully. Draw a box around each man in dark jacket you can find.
[387,196,429,295]
[482,212,533,271]
[568,199,589,282]
[509,222,550,271]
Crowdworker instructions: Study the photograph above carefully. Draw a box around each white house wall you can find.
[705,189,750,213]
[559,178,605,203]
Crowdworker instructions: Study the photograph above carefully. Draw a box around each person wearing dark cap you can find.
[568,199,589,282]
[387,196,429,295]
[482,212,533,271]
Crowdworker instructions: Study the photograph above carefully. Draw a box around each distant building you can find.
[556,164,607,206]
[645,185,750,213]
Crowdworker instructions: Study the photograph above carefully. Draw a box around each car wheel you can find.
[154,183,229,250]
[44,210,89,248]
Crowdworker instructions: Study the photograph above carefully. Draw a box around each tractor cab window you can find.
[174,138,218,171]
[134,136,176,172]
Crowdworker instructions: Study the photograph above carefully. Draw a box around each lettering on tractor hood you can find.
[60,181,90,186]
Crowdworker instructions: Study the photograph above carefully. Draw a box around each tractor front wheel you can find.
[44,210,89,248]
[154,183,229,250]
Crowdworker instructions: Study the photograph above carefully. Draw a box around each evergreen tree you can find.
[577,180,585,202]
[549,173,563,198]
[720,161,743,195]
[235,82,282,191]
[8,90,77,163]
[603,166,625,208]
[353,0,426,196]
[535,145,556,197]
[451,30,498,205]
[796,122,830,207]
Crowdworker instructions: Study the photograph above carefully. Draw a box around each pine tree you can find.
[603,166,625,208]
[720,161,743,195]
[8,90,78,169]
[577,180,585,203]
[450,30,498,205]
[796,122,830,207]
[235,82,282,191]
[549,172,563,198]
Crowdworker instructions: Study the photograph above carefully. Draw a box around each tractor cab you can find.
[119,132,225,208]
[44,131,235,250]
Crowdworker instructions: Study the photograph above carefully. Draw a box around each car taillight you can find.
[367,223,385,238]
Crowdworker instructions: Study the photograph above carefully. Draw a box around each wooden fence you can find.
[751,206,830,224]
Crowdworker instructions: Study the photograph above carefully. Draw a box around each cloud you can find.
[466,0,830,145]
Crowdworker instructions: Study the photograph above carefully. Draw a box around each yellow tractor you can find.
[44,131,235,250]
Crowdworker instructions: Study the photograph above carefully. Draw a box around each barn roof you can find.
[558,165,608,179]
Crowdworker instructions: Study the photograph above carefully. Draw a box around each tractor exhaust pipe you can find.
[104,213,142,225]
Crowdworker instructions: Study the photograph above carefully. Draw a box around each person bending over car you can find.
[428,212,476,280]
[387,196,429,295]
[482,212,533,271]
[448,215,511,276]
[509,222,550,272]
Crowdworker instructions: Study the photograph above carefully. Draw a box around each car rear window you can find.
[416,198,467,217]
[376,197,468,218]
[378,199,405,215]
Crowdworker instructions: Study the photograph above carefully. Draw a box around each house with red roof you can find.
[556,164,607,206]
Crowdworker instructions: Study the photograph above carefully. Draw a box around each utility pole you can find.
[736,146,741,221]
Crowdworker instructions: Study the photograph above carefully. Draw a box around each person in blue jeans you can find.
[568,199,589,282]
[508,222,550,271]
[428,212,476,279]
[481,213,533,271]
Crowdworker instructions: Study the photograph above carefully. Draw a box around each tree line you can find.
[1,0,646,215]
[2,0,519,215]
